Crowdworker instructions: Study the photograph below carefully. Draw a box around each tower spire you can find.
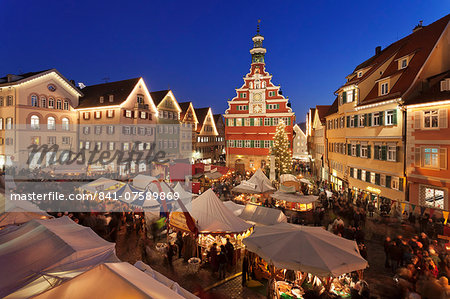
[250,21,266,64]
[257,19,261,34]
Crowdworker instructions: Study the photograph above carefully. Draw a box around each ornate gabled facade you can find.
[194,107,219,163]
[0,69,82,170]
[179,101,198,162]
[224,25,295,170]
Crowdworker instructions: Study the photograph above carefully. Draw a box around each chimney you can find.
[413,20,423,32]
[70,79,75,85]
[6,74,13,83]
[375,46,381,55]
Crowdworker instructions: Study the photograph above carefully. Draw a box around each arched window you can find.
[47,117,55,130]
[56,99,62,109]
[31,95,38,107]
[62,118,69,131]
[262,81,266,88]
[41,97,47,108]
[249,82,253,89]
[30,115,40,130]
[63,100,69,110]
[48,98,54,108]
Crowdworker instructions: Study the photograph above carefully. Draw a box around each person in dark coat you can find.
[218,245,228,280]
[207,243,219,273]
[225,238,234,268]
[175,231,184,258]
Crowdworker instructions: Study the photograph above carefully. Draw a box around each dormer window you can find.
[137,95,144,104]
[357,71,363,78]
[440,79,450,91]
[100,96,104,103]
[109,95,114,102]
[400,58,408,69]
[380,82,389,96]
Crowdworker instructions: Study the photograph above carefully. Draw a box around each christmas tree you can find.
[270,120,292,176]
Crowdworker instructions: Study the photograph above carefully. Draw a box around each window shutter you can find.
[367,145,371,158]
[346,116,350,127]
[366,171,371,182]
[364,114,368,126]
[347,144,351,155]
[234,118,237,126]
[393,109,397,125]
[396,146,400,162]
[399,178,404,191]
[353,89,356,102]
[261,141,264,148]
[251,140,254,147]
[440,148,447,169]
[343,92,347,103]
[354,115,358,126]
[356,144,360,157]
[242,118,245,126]
[250,118,254,126]
[414,111,421,129]
[270,118,273,126]
[381,145,387,160]
[349,168,353,178]
[357,169,362,180]
[368,114,372,126]
[415,147,421,167]
[386,176,391,189]
[379,111,384,125]
[123,110,127,117]
[375,173,380,185]
[439,109,448,128]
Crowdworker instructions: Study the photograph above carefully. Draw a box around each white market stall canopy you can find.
[34,262,186,299]
[79,177,124,193]
[172,189,253,234]
[280,174,299,183]
[243,223,368,277]
[232,169,275,194]
[133,174,158,189]
[299,178,312,185]
[114,183,145,204]
[223,201,245,216]
[239,204,287,226]
[0,217,119,298]
[271,191,318,204]
[134,261,199,299]
[0,207,52,228]
[173,182,196,202]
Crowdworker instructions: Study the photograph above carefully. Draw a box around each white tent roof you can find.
[223,201,245,216]
[299,178,311,184]
[34,262,186,299]
[243,223,368,277]
[239,204,287,226]
[232,169,275,194]
[0,208,52,228]
[133,174,158,189]
[189,189,253,234]
[134,261,199,299]
[79,177,124,193]
[0,217,118,298]
[173,182,195,201]
[280,174,298,183]
[271,191,318,204]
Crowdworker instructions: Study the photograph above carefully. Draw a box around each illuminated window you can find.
[107,110,114,118]
[30,115,40,130]
[422,186,445,210]
[83,112,90,120]
[63,101,69,110]
[424,110,439,128]
[423,147,439,168]
[380,82,389,95]
[41,97,47,108]
[56,99,62,109]
[47,117,55,130]
[94,111,101,119]
[48,98,54,108]
[61,118,69,131]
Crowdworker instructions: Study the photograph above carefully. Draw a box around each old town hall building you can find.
[223,25,295,171]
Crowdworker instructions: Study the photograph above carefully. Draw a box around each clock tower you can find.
[223,22,295,171]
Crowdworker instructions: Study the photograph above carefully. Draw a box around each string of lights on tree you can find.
[269,120,292,175]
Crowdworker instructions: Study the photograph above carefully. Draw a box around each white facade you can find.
[293,124,308,160]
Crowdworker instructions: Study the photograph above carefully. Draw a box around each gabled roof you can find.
[179,102,191,116]
[194,107,210,126]
[325,97,338,117]
[360,14,450,105]
[404,70,450,105]
[315,105,331,123]
[298,122,306,134]
[0,69,52,83]
[77,78,140,108]
[213,114,223,124]
[150,90,170,106]
[0,69,82,96]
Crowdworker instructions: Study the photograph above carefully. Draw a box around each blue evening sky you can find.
[1,1,448,122]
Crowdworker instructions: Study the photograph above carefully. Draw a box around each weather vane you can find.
[257,19,261,33]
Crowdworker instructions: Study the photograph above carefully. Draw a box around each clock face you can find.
[254,93,261,101]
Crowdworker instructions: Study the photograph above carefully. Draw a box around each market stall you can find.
[239,204,287,226]
[0,217,119,298]
[79,177,124,194]
[232,169,275,194]
[243,223,368,298]
[270,191,318,212]
[169,189,253,263]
